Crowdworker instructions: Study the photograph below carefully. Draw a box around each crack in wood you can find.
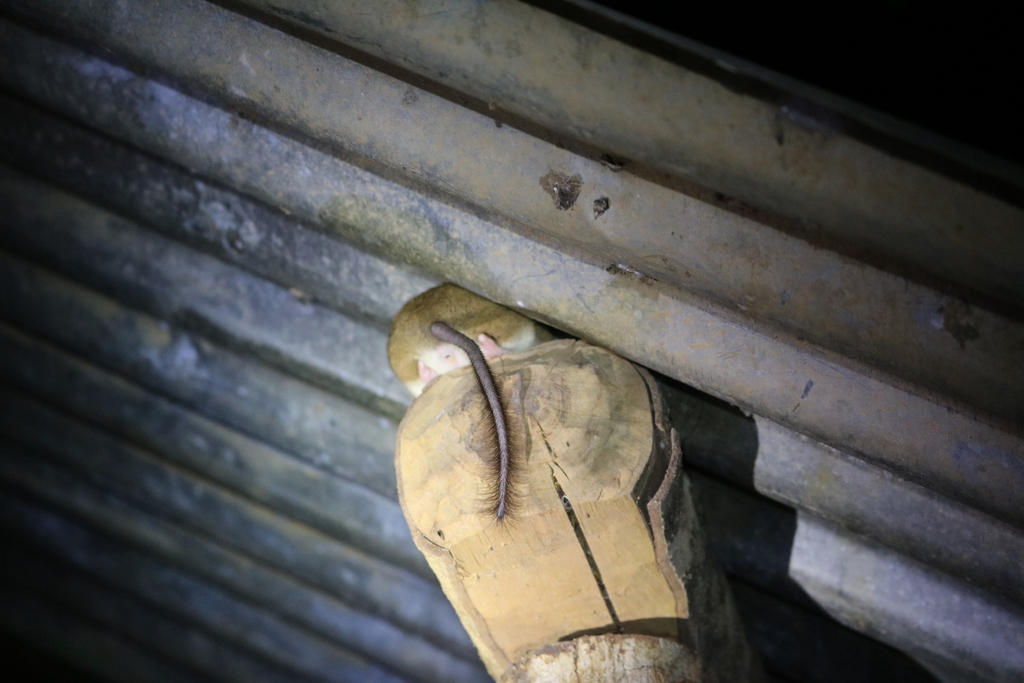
[549,466,622,633]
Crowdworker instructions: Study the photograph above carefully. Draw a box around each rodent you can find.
[387,284,551,519]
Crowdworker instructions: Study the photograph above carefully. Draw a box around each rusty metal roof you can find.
[1,1,1021,682]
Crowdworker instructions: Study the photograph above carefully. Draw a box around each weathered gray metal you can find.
[673,384,1024,679]
[3,2,1022,432]
[754,417,1024,606]
[1,15,1018,530]
[0,165,411,420]
[0,324,427,577]
[0,447,486,682]
[0,253,399,497]
[0,0,1020,681]
[232,0,1024,311]
[0,579,221,683]
[0,94,438,330]
[791,515,1024,683]
[0,389,470,656]
[727,581,939,683]
[0,486,408,683]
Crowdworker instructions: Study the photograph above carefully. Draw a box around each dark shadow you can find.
[732,580,940,683]
[0,529,135,683]
[560,617,686,643]
[653,373,939,683]
[524,0,1024,207]
[0,630,108,683]
[657,375,760,490]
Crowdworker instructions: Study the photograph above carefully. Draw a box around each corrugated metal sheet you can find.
[0,1,1021,682]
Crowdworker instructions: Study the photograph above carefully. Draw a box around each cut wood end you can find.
[500,634,701,683]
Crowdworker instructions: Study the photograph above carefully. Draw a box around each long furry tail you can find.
[430,322,515,519]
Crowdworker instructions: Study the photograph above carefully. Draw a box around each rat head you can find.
[387,284,547,396]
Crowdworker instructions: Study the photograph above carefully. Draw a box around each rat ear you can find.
[477,333,506,360]
[418,359,438,383]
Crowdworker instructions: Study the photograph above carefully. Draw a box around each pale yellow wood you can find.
[574,497,684,636]
[500,634,700,683]
[396,340,688,679]
[512,342,682,631]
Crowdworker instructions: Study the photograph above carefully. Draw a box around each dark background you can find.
[582,0,1022,167]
